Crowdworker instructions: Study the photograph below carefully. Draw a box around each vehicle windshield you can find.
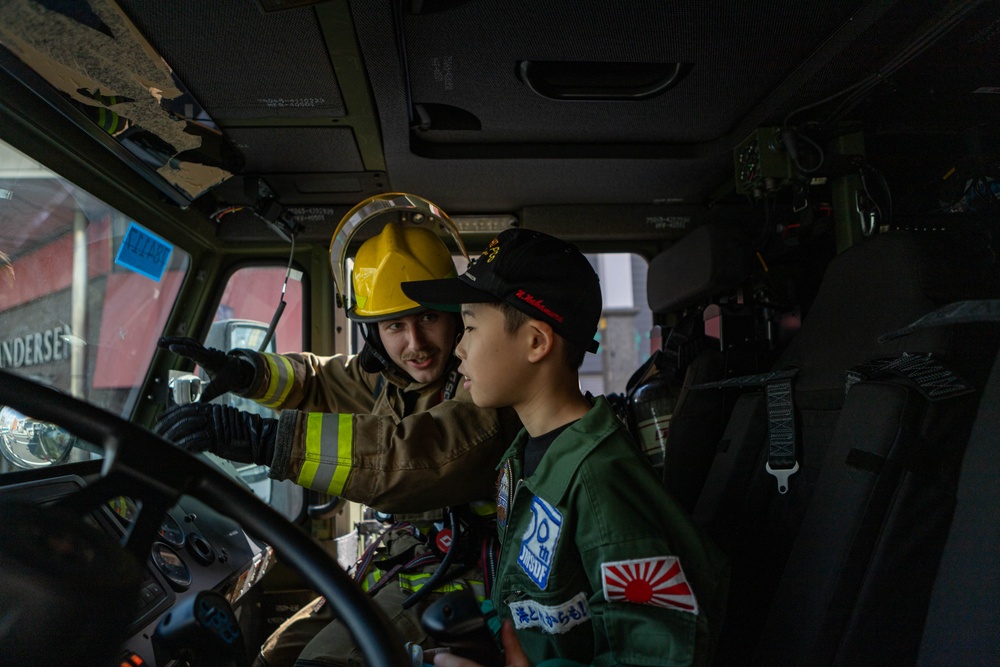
[0,138,189,471]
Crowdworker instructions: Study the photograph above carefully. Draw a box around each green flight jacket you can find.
[493,397,729,666]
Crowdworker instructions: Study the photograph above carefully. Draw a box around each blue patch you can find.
[115,222,173,281]
[517,495,562,590]
[496,460,512,530]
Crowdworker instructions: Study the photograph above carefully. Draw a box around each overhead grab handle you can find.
[518,61,688,101]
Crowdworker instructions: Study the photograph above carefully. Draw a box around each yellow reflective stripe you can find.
[297,413,323,489]
[398,574,486,600]
[470,500,497,516]
[259,354,295,408]
[398,572,430,591]
[361,568,384,592]
[295,413,354,496]
[331,415,354,493]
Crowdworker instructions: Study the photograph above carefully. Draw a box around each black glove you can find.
[158,337,257,403]
[154,403,277,466]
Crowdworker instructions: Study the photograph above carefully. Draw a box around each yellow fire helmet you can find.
[329,193,469,322]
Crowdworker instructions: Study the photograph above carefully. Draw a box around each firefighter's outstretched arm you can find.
[155,402,277,465]
[158,337,258,403]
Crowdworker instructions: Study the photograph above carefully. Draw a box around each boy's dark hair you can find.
[495,300,587,369]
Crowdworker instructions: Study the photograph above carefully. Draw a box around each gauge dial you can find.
[107,496,137,524]
[151,542,192,591]
[158,513,185,547]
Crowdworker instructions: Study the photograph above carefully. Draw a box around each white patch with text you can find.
[509,592,590,634]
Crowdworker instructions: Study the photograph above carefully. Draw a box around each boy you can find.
[403,229,729,666]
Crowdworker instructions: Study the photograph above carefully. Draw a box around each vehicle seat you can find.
[917,333,1000,665]
[643,222,755,512]
[690,230,1000,665]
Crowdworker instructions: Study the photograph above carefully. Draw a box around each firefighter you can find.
[155,194,521,666]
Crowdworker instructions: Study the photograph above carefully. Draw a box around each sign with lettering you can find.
[115,222,173,281]
[0,325,74,370]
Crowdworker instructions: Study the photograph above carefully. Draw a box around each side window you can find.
[581,253,653,396]
[208,266,304,519]
[214,267,304,356]
[0,138,190,472]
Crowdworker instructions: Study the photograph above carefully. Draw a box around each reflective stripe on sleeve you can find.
[296,413,354,496]
[470,500,498,517]
[360,567,384,593]
[398,573,486,601]
[259,353,295,408]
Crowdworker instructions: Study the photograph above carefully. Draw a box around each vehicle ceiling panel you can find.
[351,0,729,213]
[2,0,996,243]
[394,2,869,145]
[119,0,346,120]
[223,127,365,174]
[349,0,996,215]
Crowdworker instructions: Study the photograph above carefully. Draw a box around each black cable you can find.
[819,0,984,131]
[259,233,296,352]
[393,0,415,127]
[783,77,870,127]
[750,196,774,250]
[852,158,894,231]
[784,0,985,131]
[793,132,825,174]
[401,507,459,610]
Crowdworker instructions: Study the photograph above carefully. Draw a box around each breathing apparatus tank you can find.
[626,350,681,474]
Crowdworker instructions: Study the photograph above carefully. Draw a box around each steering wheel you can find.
[0,369,409,666]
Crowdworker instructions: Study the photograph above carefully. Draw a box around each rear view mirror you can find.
[0,405,75,469]
[206,319,276,355]
[168,373,203,406]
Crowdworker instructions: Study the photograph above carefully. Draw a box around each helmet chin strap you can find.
[357,313,463,386]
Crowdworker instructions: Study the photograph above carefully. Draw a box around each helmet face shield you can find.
[329,193,468,321]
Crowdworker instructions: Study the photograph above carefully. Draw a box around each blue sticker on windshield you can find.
[115,222,173,281]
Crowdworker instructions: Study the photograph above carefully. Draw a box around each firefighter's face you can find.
[377,310,457,384]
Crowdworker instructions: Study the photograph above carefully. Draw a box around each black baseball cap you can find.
[402,228,602,353]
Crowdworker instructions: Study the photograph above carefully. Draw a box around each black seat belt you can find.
[879,299,1000,341]
[763,373,798,494]
[846,352,974,401]
[695,368,800,494]
[916,344,1000,664]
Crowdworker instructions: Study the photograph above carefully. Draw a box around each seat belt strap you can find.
[879,299,1000,342]
[694,368,800,494]
[692,367,799,391]
[764,375,799,494]
[846,352,974,401]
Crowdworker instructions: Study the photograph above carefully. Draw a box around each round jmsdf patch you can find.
[518,495,563,590]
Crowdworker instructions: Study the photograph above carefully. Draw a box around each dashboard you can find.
[0,471,275,666]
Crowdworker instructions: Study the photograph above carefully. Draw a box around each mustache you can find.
[401,350,437,363]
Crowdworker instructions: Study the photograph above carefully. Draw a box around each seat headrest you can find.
[647,223,751,314]
[778,230,998,403]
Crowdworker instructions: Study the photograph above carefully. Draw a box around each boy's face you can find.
[376,310,457,384]
[455,303,529,409]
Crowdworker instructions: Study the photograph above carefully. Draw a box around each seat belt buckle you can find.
[766,460,799,494]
